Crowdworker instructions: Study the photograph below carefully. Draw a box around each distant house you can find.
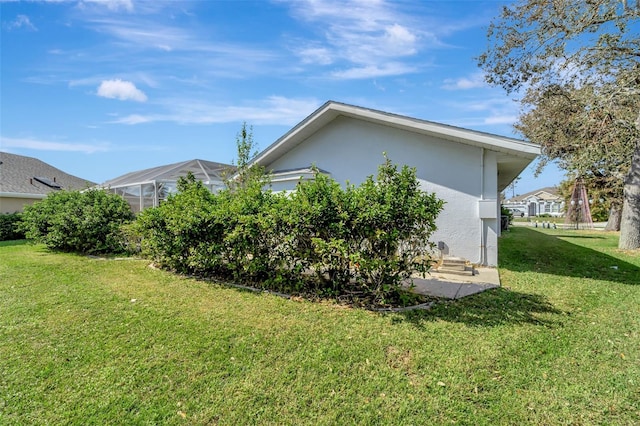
[503,187,565,217]
[0,152,95,214]
[248,101,540,266]
[99,159,232,213]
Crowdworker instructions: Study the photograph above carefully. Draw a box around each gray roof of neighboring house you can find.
[504,186,561,203]
[99,158,233,188]
[0,151,96,196]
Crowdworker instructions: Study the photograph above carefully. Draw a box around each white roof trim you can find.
[0,192,47,199]
[250,101,540,167]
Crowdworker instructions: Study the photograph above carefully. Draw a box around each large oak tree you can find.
[478,0,640,249]
[516,82,638,230]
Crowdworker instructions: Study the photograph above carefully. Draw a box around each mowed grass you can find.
[1,227,639,425]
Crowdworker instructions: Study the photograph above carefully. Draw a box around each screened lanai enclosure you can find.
[99,159,233,213]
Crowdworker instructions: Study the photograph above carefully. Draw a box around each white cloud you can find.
[97,79,147,102]
[442,72,487,90]
[1,136,110,153]
[484,114,518,125]
[298,46,333,65]
[80,0,134,12]
[440,94,520,130]
[112,114,151,125]
[283,0,426,77]
[85,17,280,73]
[88,18,188,52]
[5,14,37,31]
[111,96,321,126]
[383,23,416,55]
[463,97,516,112]
[331,63,416,80]
[70,72,158,89]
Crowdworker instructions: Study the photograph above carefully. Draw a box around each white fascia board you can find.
[333,103,541,159]
[251,102,336,167]
[270,173,317,184]
[0,192,47,199]
[97,180,157,189]
[250,101,540,168]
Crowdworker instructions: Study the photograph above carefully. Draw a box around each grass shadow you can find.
[0,239,29,247]
[389,287,565,328]
[500,227,639,285]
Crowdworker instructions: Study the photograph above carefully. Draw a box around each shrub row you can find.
[15,150,444,305]
[133,158,444,305]
[20,189,134,254]
[0,213,25,241]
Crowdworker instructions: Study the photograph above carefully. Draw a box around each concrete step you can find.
[441,257,467,265]
[440,263,467,271]
[438,255,475,276]
[437,267,475,276]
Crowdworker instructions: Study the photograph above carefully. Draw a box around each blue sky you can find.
[1,0,565,195]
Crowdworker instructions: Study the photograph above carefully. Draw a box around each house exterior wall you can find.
[503,193,565,217]
[265,116,501,265]
[0,195,43,214]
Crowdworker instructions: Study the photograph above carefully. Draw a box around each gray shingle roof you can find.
[504,186,560,203]
[99,159,233,188]
[0,152,95,196]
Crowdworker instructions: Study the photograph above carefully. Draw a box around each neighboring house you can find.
[99,159,232,213]
[503,187,564,218]
[249,101,540,266]
[0,152,95,214]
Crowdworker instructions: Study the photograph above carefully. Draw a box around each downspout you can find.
[479,148,485,265]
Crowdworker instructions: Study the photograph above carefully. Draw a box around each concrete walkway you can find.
[406,267,501,299]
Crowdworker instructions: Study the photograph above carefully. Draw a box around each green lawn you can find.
[1,227,639,425]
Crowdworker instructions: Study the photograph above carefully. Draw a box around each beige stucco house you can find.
[503,187,565,218]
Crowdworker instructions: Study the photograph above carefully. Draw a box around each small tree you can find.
[225,122,267,192]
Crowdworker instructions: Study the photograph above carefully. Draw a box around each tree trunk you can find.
[604,202,622,231]
[618,138,640,249]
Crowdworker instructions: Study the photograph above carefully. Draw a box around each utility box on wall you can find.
[478,200,498,219]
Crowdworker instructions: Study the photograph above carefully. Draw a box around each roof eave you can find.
[250,101,541,167]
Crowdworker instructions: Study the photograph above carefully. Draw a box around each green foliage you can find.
[479,0,639,94]
[3,228,640,425]
[515,83,637,223]
[558,178,611,223]
[501,205,513,223]
[226,122,266,192]
[133,156,444,306]
[133,173,224,275]
[0,213,25,241]
[478,0,640,249]
[284,171,354,291]
[20,189,134,254]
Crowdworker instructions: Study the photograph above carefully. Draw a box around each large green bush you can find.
[20,189,134,254]
[134,173,227,275]
[286,159,444,303]
[132,124,445,305]
[134,157,444,306]
[0,213,25,241]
